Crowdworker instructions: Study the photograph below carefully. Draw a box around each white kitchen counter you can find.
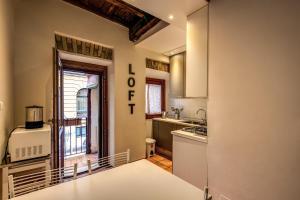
[171,130,208,143]
[152,117,199,127]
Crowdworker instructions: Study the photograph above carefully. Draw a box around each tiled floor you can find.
[64,153,98,168]
[147,154,172,173]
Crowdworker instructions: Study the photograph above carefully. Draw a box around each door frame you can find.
[53,58,109,168]
[86,88,92,154]
[52,49,63,169]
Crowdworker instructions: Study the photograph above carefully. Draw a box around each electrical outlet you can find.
[219,194,231,200]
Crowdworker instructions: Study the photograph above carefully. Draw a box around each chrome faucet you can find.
[171,107,183,120]
[196,108,207,126]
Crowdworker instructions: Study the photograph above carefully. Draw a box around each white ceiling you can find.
[136,25,186,54]
[123,0,208,55]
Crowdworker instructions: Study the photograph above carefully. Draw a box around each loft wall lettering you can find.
[128,64,135,114]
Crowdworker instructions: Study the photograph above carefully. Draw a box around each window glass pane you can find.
[76,89,88,118]
[146,84,162,114]
[145,85,149,113]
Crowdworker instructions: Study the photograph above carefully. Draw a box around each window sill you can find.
[145,114,162,119]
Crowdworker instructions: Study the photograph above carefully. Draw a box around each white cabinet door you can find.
[186,6,208,97]
[170,53,185,97]
[173,135,207,189]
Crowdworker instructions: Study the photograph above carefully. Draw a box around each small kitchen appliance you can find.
[25,105,44,129]
[8,124,51,162]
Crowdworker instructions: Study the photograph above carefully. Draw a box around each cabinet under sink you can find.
[172,134,207,189]
[152,119,190,159]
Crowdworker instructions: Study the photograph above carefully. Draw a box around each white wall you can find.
[13,0,168,161]
[208,0,300,199]
[0,0,14,163]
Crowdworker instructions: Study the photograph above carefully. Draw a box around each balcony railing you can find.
[64,118,87,157]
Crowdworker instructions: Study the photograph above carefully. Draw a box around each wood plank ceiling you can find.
[63,0,168,42]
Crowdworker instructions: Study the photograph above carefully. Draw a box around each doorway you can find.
[63,71,99,168]
[53,55,108,170]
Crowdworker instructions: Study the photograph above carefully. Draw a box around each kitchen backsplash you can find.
[168,98,207,119]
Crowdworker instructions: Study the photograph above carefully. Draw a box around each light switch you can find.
[0,101,3,111]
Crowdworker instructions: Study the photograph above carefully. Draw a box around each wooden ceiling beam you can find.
[107,5,115,16]
[129,18,160,42]
[64,0,129,26]
[63,0,165,42]
[105,0,144,17]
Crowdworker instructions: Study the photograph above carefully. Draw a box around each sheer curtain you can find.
[145,84,162,114]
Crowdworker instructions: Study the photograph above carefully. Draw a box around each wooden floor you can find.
[64,153,98,168]
[147,154,172,173]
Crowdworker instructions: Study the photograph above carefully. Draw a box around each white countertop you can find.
[12,159,204,200]
[172,130,208,143]
[152,117,199,127]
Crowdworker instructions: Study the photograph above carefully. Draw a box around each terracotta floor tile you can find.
[147,156,157,163]
[151,155,166,162]
[166,167,173,173]
[147,154,172,173]
[155,162,166,168]
[160,159,172,167]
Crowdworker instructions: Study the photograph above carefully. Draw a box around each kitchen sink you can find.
[181,118,208,126]
[181,120,202,125]
[182,126,207,136]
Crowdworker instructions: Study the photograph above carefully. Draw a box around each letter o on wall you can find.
[128,77,135,87]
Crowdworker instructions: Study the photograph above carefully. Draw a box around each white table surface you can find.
[12,159,204,200]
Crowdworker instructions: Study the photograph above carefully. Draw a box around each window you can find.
[76,88,88,118]
[145,78,165,119]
